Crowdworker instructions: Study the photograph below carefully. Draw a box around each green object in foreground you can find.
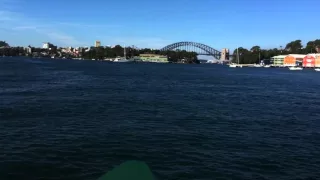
[97,161,156,180]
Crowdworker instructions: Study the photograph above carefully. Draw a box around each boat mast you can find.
[237,47,239,64]
[259,51,261,64]
[124,44,126,59]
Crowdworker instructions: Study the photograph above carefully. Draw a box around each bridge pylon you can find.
[220,48,229,60]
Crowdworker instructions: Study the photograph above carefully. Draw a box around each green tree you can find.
[285,40,303,53]
[0,41,9,47]
[164,50,198,63]
[250,46,261,52]
[305,39,320,53]
[113,45,124,57]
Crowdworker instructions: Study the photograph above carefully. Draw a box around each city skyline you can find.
[1,0,320,51]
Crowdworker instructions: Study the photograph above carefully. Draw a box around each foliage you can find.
[285,40,303,53]
[304,39,320,53]
[0,47,25,56]
[166,50,199,64]
[232,39,320,64]
[250,46,261,52]
[0,41,9,47]
[82,46,198,63]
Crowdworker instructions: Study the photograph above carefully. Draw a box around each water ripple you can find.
[1,58,320,180]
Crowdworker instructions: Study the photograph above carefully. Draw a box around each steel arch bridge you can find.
[160,41,221,59]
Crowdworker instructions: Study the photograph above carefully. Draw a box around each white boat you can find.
[113,58,129,62]
[254,64,263,67]
[113,45,131,63]
[229,48,242,68]
[229,63,237,68]
[264,65,271,68]
[289,67,303,71]
[229,63,242,68]
[315,68,320,72]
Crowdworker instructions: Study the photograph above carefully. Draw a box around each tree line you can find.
[82,45,199,63]
[0,41,198,63]
[232,39,320,64]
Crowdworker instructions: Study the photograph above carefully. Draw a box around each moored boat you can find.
[229,63,242,68]
[229,63,237,68]
[113,45,130,63]
[289,66,303,71]
[113,57,129,62]
[229,48,242,68]
[253,64,263,67]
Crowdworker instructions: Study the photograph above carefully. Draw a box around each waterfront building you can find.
[303,55,316,67]
[271,55,286,66]
[316,55,320,67]
[25,46,32,54]
[283,54,305,67]
[139,54,168,62]
[302,54,320,67]
[283,56,295,66]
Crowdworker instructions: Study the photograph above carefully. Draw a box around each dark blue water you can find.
[1,57,320,180]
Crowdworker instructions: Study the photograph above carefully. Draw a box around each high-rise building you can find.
[95,41,101,47]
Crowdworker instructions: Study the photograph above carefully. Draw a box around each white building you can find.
[25,46,32,54]
[67,47,73,52]
[42,42,50,49]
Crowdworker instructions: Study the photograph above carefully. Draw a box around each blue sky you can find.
[1,0,319,51]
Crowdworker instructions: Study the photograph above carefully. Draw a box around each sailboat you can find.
[229,48,242,68]
[254,51,263,67]
[113,45,130,62]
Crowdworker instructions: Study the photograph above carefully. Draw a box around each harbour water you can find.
[1,57,320,180]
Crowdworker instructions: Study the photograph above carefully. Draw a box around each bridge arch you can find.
[160,41,221,59]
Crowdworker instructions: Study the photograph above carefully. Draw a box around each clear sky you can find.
[1,0,319,51]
